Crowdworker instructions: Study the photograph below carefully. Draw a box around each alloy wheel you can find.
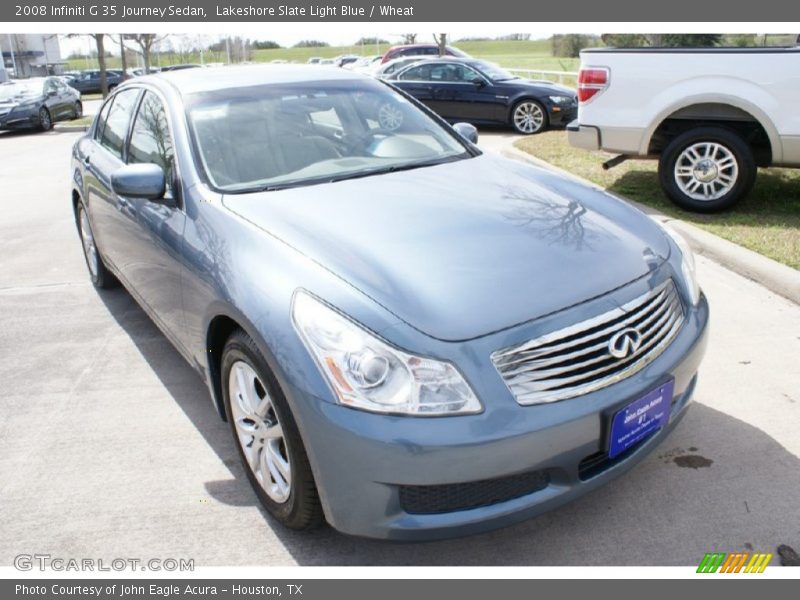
[673,142,739,202]
[39,108,51,130]
[79,208,99,278]
[228,360,292,504]
[513,102,545,134]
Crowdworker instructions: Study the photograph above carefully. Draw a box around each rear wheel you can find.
[659,126,756,212]
[221,329,323,530]
[72,101,83,120]
[511,100,547,134]
[76,202,118,289]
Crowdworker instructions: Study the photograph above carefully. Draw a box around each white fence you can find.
[507,68,578,86]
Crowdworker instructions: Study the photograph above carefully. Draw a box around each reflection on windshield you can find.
[187,79,472,192]
[0,81,43,102]
[475,61,518,81]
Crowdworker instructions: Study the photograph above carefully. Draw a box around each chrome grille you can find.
[492,280,684,405]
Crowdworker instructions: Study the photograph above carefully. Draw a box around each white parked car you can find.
[568,47,800,211]
[369,55,436,79]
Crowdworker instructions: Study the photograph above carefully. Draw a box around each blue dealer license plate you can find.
[608,380,674,459]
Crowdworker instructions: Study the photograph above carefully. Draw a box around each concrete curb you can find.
[54,124,89,133]
[499,144,800,306]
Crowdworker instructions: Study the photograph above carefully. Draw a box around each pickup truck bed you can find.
[568,47,800,211]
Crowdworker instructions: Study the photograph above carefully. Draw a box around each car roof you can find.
[389,44,438,49]
[395,57,485,69]
[143,64,367,95]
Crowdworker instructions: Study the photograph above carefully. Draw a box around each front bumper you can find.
[548,105,578,127]
[288,285,710,540]
[567,120,601,150]
[0,110,39,130]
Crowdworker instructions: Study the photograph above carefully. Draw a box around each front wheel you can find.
[221,329,323,530]
[511,100,547,134]
[38,107,52,131]
[72,101,83,120]
[658,127,756,212]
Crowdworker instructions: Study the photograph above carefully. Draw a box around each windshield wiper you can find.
[326,156,463,184]
[229,155,465,194]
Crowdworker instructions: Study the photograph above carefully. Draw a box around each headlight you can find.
[656,220,701,305]
[292,291,482,416]
[548,95,573,104]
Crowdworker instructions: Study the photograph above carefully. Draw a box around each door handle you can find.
[83,155,91,165]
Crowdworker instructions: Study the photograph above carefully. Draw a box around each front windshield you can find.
[0,80,44,102]
[475,62,518,81]
[187,79,472,192]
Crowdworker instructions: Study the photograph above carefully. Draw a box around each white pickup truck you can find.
[567,47,800,211]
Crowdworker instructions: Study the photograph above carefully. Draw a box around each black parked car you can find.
[389,58,578,134]
[0,77,82,131]
[68,70,124,94]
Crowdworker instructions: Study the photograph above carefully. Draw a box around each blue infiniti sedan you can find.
[71,65,708,540]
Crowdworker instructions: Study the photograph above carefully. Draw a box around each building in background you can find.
[1,34,64,78]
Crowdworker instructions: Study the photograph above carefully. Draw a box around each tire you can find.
[659,126,756,212]
[38,107,52,131]
[76,202,118,289]
[72,101,83,120]
[510,99,547,135]
[221,329,323,530]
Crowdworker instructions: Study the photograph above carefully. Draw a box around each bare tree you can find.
[400,33,417,44]
[433,33,447,56]
[67,34,109,95]
[112,35,128,79]
[126,34,163,73]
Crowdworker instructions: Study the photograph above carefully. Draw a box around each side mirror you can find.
[111,163,166,200]
[471,77,487,87]
[453,122,479,145]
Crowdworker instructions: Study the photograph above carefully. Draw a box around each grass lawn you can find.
[515,131,800,269]
[67,39,580,83]
[57,115,94,129]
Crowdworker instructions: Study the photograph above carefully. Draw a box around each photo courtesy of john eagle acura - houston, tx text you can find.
[70,64,708,540]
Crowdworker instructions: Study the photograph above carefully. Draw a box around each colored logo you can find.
[697,552,772,573]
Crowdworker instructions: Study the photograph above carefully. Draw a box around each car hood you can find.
[223,153,670,341]
[0,96,40,109]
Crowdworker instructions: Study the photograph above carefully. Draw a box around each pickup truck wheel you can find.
[659,127,756,212]
[511,100,547,134]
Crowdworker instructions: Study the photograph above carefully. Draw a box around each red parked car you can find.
[381,44,469,63]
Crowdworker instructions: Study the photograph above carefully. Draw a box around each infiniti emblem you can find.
[608,327,642,359]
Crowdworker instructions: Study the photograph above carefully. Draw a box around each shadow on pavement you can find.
[96,285,800,566]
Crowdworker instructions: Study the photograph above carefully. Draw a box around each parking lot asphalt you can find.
[1,128,799,566]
